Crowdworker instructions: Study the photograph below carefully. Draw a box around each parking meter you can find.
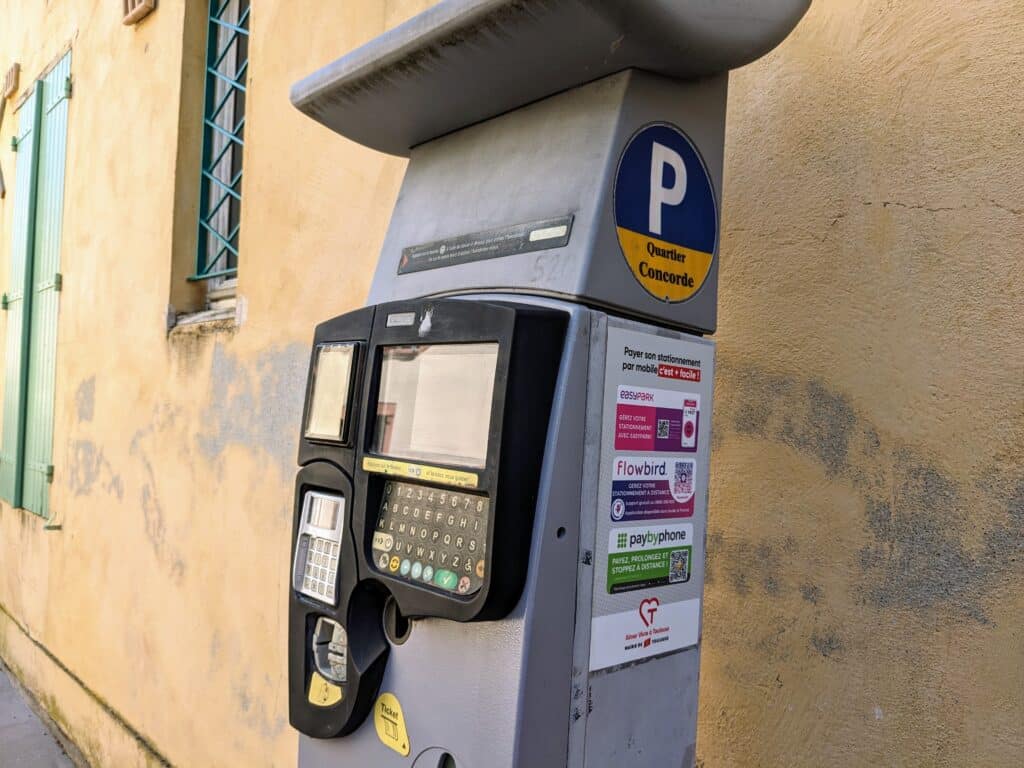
[287,2,809,766]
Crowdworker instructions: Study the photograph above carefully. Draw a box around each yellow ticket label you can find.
[374,692,410,756]
[308,671,343,707]
[362,457,478,489]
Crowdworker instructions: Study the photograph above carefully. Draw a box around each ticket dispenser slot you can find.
[290,298,566,739]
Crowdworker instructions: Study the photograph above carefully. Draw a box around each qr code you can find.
[673,461,694,499]
[669,549,690,583]
[656,419,671,439]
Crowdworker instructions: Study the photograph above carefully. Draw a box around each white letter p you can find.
[649,142,687,236]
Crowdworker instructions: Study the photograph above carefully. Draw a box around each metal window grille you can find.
[193,0,249,281]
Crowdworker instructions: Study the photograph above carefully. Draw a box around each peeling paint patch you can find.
[67,440,123,500]
[197,342,308,475]
[232,673,287,739]
[75,377,95,422]
[130,424,186,585]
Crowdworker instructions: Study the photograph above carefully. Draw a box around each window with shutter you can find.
[0,51,71,516]
[0,85,41,506]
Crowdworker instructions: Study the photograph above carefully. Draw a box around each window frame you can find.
[191,0,250,283]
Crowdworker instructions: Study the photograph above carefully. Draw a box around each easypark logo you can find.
[619,388,656,402]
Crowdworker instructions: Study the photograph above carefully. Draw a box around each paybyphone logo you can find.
[608,523,692,554]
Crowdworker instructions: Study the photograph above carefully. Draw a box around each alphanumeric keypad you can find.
[371,481,489,596]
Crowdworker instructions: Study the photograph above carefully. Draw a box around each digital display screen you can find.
[373,343,498,469]
[307,493,341,530]
[305,343,355,441]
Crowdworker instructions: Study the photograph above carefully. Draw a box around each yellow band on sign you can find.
[362,457,479,489]
[616,226,714,302]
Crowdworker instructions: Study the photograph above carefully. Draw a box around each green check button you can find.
[434,569,458,591]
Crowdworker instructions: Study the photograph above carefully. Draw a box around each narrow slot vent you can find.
[2,63,19,99]
[122,0,156,25]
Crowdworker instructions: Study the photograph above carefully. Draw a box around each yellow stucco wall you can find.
[0,1,1020,767]
[701,1,1024,765]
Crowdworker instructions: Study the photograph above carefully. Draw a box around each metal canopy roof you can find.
[291,0,811,157]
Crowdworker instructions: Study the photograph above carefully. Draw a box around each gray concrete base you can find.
[0,662,72,768]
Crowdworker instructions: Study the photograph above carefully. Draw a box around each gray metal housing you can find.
[291,0,810,157]
[298,295,717,768]
[365,70,726,333]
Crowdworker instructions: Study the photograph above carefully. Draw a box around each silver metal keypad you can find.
[292,491,344,605]
[301,536,339,602]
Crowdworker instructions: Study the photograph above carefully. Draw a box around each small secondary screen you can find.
[373,343,498,469]
[306,343,355,441]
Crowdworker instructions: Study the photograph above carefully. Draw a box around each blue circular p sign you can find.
[614,124,718,302]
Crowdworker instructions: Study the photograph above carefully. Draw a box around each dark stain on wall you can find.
[75,377,95,423]
[799,583,823,604]
[734,371,856,478]
[713,360,1024,622]
[810,629,844,659]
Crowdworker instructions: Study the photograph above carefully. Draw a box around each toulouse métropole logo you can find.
[638,597,660,627]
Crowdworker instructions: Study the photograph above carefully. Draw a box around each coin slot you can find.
[383,595,412,645]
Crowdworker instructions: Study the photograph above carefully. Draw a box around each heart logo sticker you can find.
[639,597,660,627]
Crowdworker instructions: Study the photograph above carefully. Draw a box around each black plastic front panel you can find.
[289,298,566,738]
[288,463,389,738]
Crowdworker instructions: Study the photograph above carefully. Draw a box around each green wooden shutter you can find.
[0,84,42,506]
[21,52,71,516]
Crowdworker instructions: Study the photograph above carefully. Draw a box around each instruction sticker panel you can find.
[607,523,693,594]
[589,598,701,672]
[615,385,700,452]
[610,455,695,522]
[590,322,714,672]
